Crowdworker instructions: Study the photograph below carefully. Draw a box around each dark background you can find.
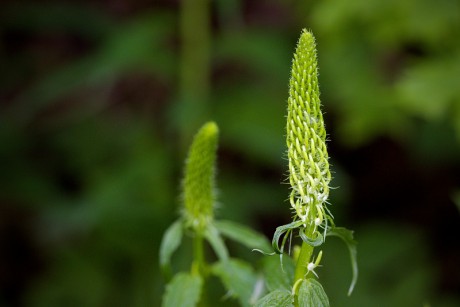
[1,0,459,306]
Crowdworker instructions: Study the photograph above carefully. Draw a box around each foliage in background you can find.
[311,0,460,149]
[1,0,459,306]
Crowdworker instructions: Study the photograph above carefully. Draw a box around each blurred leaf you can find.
[310,0,460,147]
[215,220,271,251]
[254,289,293,307]
[204,224,229,261]
[396,55,460,120]
[162,272,202,307]
[212,259,258,307]
[261,254,295,292]
[298,279,329,307]
[159,220,184,279]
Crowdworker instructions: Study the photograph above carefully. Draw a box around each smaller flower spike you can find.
[182,122,219,231]
[287,29,331,236]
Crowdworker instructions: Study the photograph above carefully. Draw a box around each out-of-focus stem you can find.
[192,233,205,276]
[179,0,211,146]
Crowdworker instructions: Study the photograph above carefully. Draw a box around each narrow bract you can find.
[287,30,331,234]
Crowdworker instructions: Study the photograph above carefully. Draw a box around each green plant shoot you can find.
[183,121,218,231]
[256,29,358,307]
[160,121,270,307]
[287,30,332,292]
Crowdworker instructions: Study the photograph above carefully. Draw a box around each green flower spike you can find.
[183,121,219,231]
[256,30,357,307]
[287,29,332,236]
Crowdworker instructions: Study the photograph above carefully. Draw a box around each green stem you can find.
[192,232,209,307]
[293,240,314,284]
[192,232,205,276]
[293,226,315,306]
[179,0,211,147]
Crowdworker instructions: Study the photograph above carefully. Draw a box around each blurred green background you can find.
[1,0,459,306]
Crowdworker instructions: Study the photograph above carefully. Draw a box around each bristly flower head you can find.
[182,122,219,230]
[287,29,331,234]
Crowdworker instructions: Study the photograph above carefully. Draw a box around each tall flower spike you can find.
[287,30,331,235]
[183,122,219,231]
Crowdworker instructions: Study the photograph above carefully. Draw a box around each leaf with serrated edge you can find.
[254,290,294,307]
[162,272,202,307]
[297,279,329,307]
[204,223,229,261]
[159,220,183,279]
[212,259,258,307]
[215,220,271,251]
[327,227,358,295]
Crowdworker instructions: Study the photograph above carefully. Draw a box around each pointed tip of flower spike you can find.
[201,121,219,138]
[297,29,317,54]
[182,121,219,230]
[300,29,314,41]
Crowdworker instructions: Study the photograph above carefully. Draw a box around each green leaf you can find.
[159,220,183,280]
[254,290,293,307]
[272,220,304,254]
[162,272,202,307]
[297,279,329,307]
[212,259,259,307]
[327,227,358,295]
[204,224,229,261]
[215,220,271,251]
[261,254,295,292]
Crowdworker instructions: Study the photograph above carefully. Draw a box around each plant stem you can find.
[293,225,316,307]
[293,240,314,284]
[192,232,205,276]
[292,238,314,307]
[179,0,211,148]
[192,232,209,307]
